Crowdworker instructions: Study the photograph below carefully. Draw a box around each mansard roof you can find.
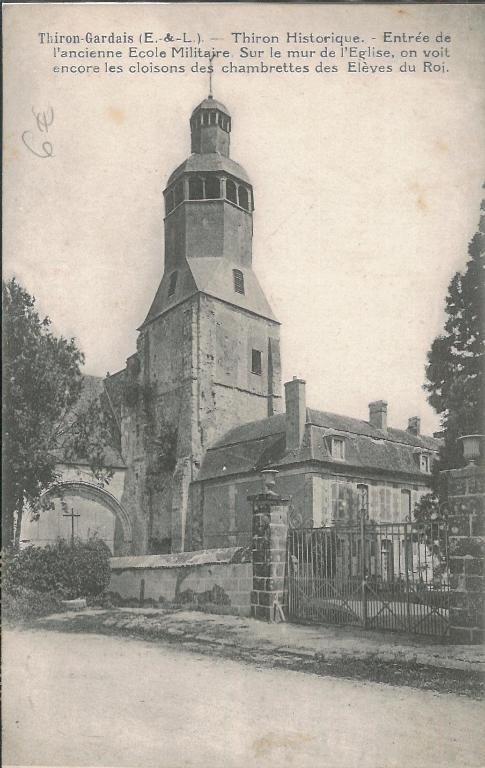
[140,257,278,328]
[166,153,251,187]
[197,409,441,482]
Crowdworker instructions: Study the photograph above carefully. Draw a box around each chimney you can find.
[407,416,421,436]
[285,377,306,450]
[369,400,388,431]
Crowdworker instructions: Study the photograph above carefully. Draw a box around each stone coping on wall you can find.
[110,546,251,571]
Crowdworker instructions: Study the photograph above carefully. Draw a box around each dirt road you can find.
[3,628,484,768]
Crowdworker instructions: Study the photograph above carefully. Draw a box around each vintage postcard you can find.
[3,3,485,767]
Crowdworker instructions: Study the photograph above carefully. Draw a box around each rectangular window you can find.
[331,438,345,460]
[332,482,353,520]
[401,489,411,520]
[357,484,369,517]
[251,349,262,375]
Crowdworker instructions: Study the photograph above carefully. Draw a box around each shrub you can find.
[3,587,64,621]
[3,537,111,600]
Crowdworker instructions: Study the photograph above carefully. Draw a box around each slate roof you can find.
[191,96,230,116]
[141,258,278,328]
[166,153,250,187]
[198,409,441,482]
[52,375,126,469]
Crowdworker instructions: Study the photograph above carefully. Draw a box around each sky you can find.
[4,3,485,437]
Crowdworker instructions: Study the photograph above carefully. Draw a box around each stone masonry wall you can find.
[109,554,252,617]
[442,463,485,644]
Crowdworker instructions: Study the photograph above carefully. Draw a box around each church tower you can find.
[120,94,282,553]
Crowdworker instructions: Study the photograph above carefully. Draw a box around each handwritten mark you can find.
[32,106,54,133]
[22,106,55,158]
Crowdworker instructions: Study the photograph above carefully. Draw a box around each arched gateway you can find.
[21,480,133,556]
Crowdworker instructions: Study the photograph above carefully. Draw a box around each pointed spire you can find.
[209,53,215,97]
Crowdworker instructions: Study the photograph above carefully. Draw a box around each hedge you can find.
[3,537,111,600]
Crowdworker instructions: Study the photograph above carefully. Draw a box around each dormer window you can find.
[331,437,345,460]
[168,271,178,297]
[420,453,430,473]
[233,269,245,295]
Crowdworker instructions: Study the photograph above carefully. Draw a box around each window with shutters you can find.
[332,482,354,521]
[401,489,411,521]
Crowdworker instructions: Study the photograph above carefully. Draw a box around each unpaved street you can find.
[3,628,484,768]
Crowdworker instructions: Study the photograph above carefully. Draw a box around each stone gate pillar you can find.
[441,436,485,644]
[249,473,289,621]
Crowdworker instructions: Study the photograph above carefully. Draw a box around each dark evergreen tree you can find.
[424,196,485,470]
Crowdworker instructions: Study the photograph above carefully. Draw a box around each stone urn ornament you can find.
[458,435,484,465]
[261,469,279,496]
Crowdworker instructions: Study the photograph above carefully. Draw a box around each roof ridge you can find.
[307,407,440,446]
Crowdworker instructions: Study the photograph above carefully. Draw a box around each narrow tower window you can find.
[189,176,204,200]
[238,186,249,211]
[233,269,245,295]
[205,175,220,199]
[209,111,217,125]
[226,179,237,204]
[174,182,184,207]
[251,349,262,376]
[165,190,174,214]
[168,271,178,297]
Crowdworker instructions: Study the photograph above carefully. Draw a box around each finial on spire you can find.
[208,53,215,97]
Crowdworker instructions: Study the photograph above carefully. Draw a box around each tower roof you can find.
[191,95,230,116]
[166,153,250,187]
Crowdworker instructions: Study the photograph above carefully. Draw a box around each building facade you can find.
[21,94,441,555]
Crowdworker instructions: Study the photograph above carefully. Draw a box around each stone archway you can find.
[22,481,133,556]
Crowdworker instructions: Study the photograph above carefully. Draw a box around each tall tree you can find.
[2,278,116,549]
[424,196,485,470]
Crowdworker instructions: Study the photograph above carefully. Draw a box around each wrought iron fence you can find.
[287,519,450,637]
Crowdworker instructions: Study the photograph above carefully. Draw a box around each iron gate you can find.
[287,520,450,637]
